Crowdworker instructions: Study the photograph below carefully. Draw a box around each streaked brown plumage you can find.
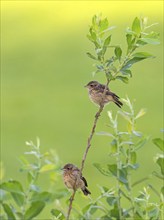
[62,163,91,196]
[85,81,123,108]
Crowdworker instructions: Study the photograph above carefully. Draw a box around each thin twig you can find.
[81,79,109,172]
[66,189,76,220]
[66,80,109,219]
[80,105,104,172]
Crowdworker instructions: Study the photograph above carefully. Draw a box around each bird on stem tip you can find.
[85,81,123,108]
[62,163,91,196]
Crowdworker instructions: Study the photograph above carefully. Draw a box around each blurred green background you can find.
[1,0,163,218]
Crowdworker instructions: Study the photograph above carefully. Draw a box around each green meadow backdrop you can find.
[1,1,163,218]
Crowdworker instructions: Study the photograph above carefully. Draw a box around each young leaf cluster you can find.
[0,139,67,220]
[87,15,159,83]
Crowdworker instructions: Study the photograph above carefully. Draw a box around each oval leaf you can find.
[116,76,129,84]
[132,52,154,58]
[39,164,56,173]
[86,52,97,60]
[132,17,141,35]
[3,203,16,220]
[156,156,164,175]
[93,163,111,176]
[30,191,55,203]
[140,38,160,45]
[152,138,164,151]
[24,201,45,220]
[0,180,24,195]
[104,35,111,47]
[114,46,122,61]
[51,209,65,219]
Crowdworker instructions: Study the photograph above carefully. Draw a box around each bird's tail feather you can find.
[82,187,91,196]
[113,95,123,108]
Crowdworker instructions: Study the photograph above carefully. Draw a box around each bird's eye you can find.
[90,84,94,87]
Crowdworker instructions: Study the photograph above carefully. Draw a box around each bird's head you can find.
[84,81,99,90]
[62,163,76,172]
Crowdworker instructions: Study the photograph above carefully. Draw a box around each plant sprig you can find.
[87,15,159,83]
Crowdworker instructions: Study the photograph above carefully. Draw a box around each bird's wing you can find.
[95,83,110,93]
[106,90,120,98]
[81,176,88,187]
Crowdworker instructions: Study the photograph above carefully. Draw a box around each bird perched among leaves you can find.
[62,163,91,196]
[85,81,123,108]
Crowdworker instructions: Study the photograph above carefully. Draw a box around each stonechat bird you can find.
[85,81,123,108]
[62,163,91,196]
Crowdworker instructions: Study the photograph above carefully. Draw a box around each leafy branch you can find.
[87,15,159,84]
[0,139,67,220]
[66,14,159,219]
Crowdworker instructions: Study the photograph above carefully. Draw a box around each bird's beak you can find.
[84,84,88,88]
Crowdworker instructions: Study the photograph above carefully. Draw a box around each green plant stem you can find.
[22,145,42,217]
[113,117,123,220]
[127,107,135,218]
[116,145,123,220]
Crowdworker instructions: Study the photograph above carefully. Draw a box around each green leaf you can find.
[148,205,159,218]
[152,138,164,151]
[39,164,56,173]
[108,164,117,177]
[106,196,117,206]
[156,156,164,175]
[0,180,25,206]
[131,152,137,164]
[100,17,109,32]
[97,131,114,138]
[51,209,65,219]
[15,212,24,219]
[11,192,25,206]
[119,168,128,184]
[118,111,131,122]
[104,35,112,47]
[161,186,164,195]
[30,191,55,203]
[116,76,129,83]
[135,108,146,119]
[120,69,132,77]
[2,203,16,220]
[132,17,141,35]
[0,180,24,195]
[24,201,45,220]
[86,52,97,60]
[93,163,111,176]
[135,137,148,150]
[125,53,153,69]
[89,28,97,41]
[27,172,34,184]
[110,204,120,219]
[133,130,142,137]
[114,46,122,60]
[139,38,160,45]
[132,52,154,59]
[92,15,97,27]
[126,34,132,47]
